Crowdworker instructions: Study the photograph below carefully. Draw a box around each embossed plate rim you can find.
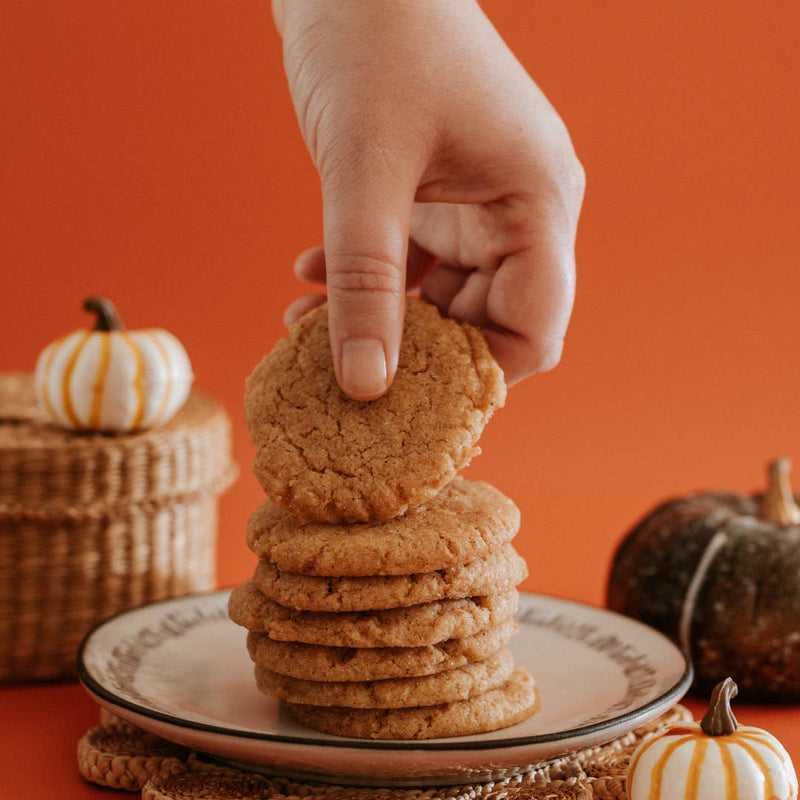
[77,588,692,754]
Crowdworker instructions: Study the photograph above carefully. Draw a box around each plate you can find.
[78,589,691,786]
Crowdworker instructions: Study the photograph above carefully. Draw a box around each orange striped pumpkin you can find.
[34,297,193,432]
[628,679,797,800]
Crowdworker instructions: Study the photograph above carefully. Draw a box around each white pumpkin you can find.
[35,297,193,432]
[628,678,797,800]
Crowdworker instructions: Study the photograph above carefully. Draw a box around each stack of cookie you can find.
[230,298,538,739]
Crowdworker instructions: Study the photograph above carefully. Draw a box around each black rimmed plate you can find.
[78,589,691,786]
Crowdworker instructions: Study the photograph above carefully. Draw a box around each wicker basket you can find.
[0,373,237,682]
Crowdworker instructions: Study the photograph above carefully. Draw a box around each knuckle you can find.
[536,331,566,372]
[508,319,566,377]
[544,145,585,210]
[327,254,404,297]
[321,134,412,193]
[521,336,564,376]
[534,344,563,374]
[547,132,586,210]
[518,118,586,214]
[566,153,587,202]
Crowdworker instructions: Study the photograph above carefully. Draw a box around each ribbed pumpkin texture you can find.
[627,680,797,800]
[35,327,192,432]
[33,299,193,433]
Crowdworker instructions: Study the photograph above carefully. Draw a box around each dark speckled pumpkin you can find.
[607,459,800,701]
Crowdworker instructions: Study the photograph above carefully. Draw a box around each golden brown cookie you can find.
[252,543,528,612]
[228,581,520,648]
[246,477,519,577]
[245,298,506,523]
[246,620,517,681]
[255,649,514,708]
[285,667,538,739]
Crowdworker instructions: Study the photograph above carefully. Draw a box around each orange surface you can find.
[2,2,800,796]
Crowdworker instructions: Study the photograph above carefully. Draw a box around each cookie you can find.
[245,298,506,523]
[252,543,528,612]
[255,649,514,708]
[246,620,517,681]
[228,581,519,648]
[247,477,519,577]
[285,667,538,740]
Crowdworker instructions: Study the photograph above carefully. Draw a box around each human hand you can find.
[273,0,585,401]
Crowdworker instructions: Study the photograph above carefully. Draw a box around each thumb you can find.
[321,152,417,401]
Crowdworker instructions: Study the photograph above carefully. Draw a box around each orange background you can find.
[2,2,800,796]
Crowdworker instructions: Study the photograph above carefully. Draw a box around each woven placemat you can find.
[78,704,693,799]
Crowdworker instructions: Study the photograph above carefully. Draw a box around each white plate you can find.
[78,590,691,786]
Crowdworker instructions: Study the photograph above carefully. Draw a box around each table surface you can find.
[3,658,799,799]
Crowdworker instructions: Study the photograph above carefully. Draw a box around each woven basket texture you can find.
[0,374,233,511]
[0,373,236,682]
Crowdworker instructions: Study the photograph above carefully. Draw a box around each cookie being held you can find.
[245,298,505,523]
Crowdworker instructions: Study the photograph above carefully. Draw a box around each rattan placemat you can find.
[78,704,693,799]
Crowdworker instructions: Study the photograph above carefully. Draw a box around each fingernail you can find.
[341,339,388,400]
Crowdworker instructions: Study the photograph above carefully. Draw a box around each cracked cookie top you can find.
[244,298,505,523]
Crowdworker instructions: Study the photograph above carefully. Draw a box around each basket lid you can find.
[0,372,49,425]
[0,373,236,514]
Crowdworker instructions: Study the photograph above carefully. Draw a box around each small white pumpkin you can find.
[35,297,193,432]
[628,678,797,800]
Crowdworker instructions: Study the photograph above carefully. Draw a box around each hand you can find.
[273,0,585,401]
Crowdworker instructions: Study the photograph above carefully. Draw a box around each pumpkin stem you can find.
[759,458,800,526]
[83,297,124,332]
[701,678,739,736]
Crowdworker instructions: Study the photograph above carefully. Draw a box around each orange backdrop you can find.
[5,1,800,601]
[3,0,800,787]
